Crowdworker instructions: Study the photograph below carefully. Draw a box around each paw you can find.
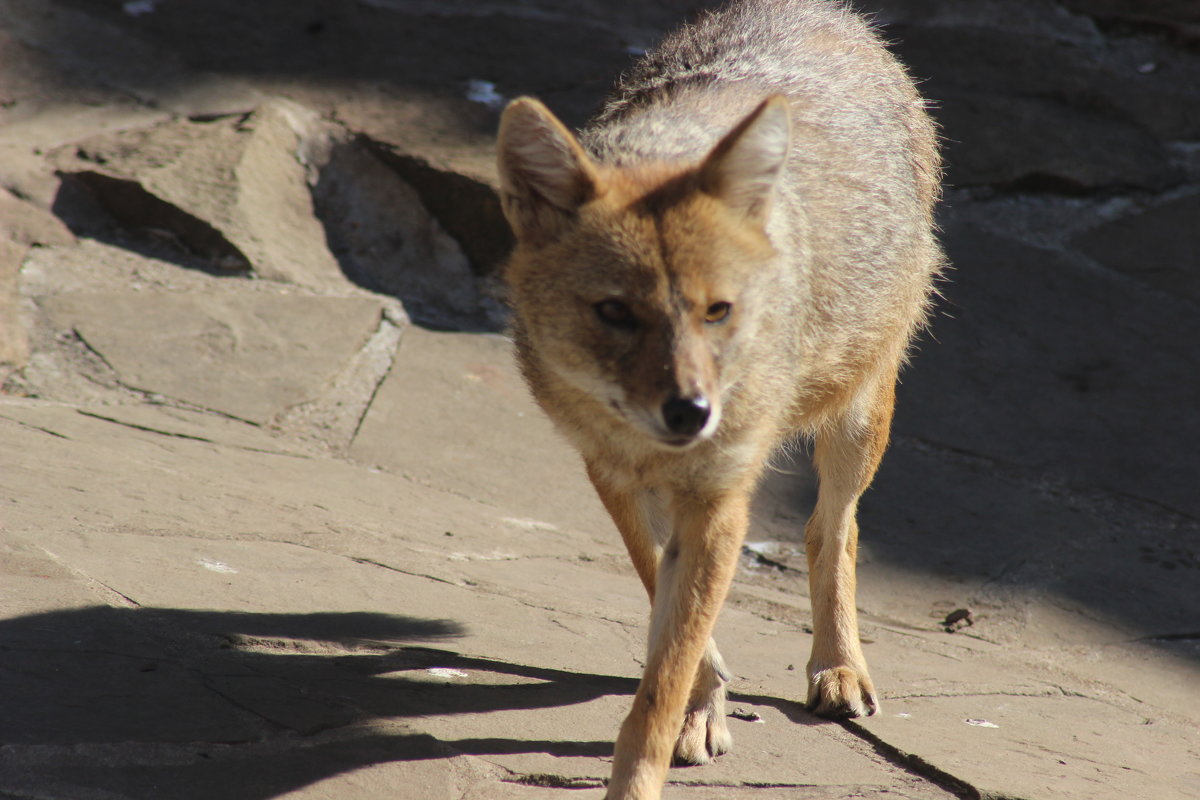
[673,703,732,765]
[806,665,879,718]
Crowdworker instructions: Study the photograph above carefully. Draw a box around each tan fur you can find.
[496,1,942,797]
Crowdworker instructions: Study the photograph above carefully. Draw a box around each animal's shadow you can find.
[0,605,822,799]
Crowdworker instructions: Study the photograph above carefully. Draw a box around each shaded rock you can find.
[375,147,514,282]
[1061,0,1200,42]
[30,0,691,279]
[865,0,1102,42]
[933,94,1175,191]
[888,23,1185,189]
[0,24,167,208]
[62,0,643,127]
[0,0,263,119]
[49,102,509,329]
[38,291,384,424]
[230,102,350,289]
[312,137,507,331]
[55,170,252,273]
[893,225,1200,518]
[860,439,1199,647]
[1073,192,1200,303]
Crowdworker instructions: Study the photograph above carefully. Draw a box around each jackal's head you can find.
[497,96,790,449]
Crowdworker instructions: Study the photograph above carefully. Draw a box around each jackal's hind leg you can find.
[804,376,896,719]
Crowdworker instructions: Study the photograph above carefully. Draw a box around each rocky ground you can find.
[1,0,1198,798]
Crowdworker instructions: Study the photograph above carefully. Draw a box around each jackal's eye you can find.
[704,301,732,324]
[594,298,637,329]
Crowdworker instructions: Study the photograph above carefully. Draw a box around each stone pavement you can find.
[1,1,1198,798]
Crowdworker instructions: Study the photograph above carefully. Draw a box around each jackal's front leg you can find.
[587,471,734,768]
[605,490,750,800]
[804,380,895,718]
[674,637,732,765]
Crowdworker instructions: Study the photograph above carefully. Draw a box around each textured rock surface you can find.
[1,1,1198,799]
[37,291,384,423]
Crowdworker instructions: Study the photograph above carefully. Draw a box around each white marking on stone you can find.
[448,551,519,562]
[501,517,559,532]
[427,667,468,679]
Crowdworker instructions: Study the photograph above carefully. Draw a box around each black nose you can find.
[661,395,711,437]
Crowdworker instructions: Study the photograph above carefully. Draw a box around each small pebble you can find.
[729,708,764,723]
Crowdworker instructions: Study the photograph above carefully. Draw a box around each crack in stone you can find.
[504,773,605,789]
[347,312,405,447]
[1139,630,1200,641]
[76,409,218,444]
[346,555,462,588]
[274,303,406,454]
[300,544,650,647]
[66,326,120,375]
[72,409,310,460]
[0,412,71,440]
[64,328,275,428]
[310,541,639,631]
[887,689,1064,701]
[838,718,984,800]
[33,546,141,609]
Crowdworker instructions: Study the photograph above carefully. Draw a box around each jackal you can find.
[497,0,942,796]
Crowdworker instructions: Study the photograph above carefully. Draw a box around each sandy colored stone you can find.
[0,239,29,369]
[38,291,383,423]
[53,103,346,288]
[350,327,610,532]
[0,185,75,247]
[0,406,953,800]
[230,101,348,287]
[856,694,1200,800]
[1,1,1199,799]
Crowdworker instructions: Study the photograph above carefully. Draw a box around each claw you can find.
[806,666,879,718]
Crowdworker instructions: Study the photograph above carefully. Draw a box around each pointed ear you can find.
[699,96,791,219]
[497,97,599,241]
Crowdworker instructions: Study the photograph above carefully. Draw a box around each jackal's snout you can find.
[661,394,711,439]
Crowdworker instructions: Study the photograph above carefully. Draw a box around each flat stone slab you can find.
[0,404,948,800]
[893,225,1200,519]
[0,238,29,369]
[350,327,611,533]
[856,693,1200,800]
[38,291,383,423]
[4,1,1200,798]
[70,402,306,455]
[1074,192,1200,303]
